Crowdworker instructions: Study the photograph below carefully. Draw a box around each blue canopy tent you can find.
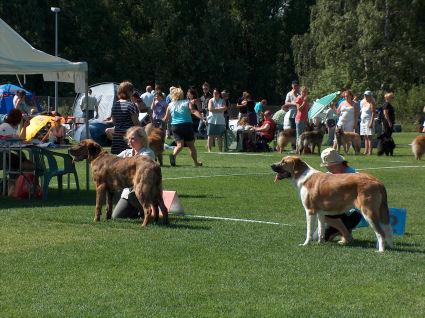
[0,83,40,114]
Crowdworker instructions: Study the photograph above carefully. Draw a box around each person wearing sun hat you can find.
[320,147,356,174]
[318,147,362,241]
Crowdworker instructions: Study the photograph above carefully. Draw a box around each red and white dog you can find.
[271,156,393,252]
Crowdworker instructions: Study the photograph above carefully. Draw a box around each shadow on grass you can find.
[0,189,96,209]
[344,239,425,254]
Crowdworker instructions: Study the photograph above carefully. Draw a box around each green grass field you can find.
[1,132,424,317]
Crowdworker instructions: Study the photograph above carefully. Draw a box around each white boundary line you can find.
[201,152,274,157]
[185,214,290,226]
[357,165,425,171]
[163,165,425,180]
[163,172,271,180]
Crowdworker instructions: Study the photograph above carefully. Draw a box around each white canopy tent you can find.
[0,17,91,190]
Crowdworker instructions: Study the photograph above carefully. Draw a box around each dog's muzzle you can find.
[271,163,291,182]
[68,147,87,162]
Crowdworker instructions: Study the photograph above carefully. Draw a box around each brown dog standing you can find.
[69,139,168,226]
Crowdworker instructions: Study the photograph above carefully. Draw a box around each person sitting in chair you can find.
[254,110,276,150]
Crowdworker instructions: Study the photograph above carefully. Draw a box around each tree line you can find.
[1,0,424,126]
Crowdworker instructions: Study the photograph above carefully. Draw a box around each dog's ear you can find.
[292,156,307,176]
[87,141,102,161]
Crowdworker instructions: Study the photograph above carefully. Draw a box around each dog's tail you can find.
[379,185,393,248]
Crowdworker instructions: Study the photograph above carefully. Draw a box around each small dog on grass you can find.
[276,129,296,153]
[335,127,361,155]
[297,124,325,155]
[412,135,425,160]
[377,133,396,156]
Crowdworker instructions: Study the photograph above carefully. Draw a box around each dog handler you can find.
[319,148,362,242]
[112,126,155,219]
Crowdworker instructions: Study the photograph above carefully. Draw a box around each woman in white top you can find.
[112,126,155,219]
[336,89,358,132]
[360,91,376,155]
[207,88,227,152]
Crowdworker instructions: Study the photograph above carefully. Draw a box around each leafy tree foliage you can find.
[0,0,312,103]
[292,0,425,122]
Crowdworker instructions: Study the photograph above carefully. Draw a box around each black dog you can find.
[377,133,395,156]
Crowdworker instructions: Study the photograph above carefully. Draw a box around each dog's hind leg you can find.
[379,188,393,248]
[159,196,169,225]
[361,208,386,252]
[141,204,151,227]
[105,191,113,220]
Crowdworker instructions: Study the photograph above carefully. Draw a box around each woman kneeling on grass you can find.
[318,148,362,242]
[162,87,203,167]
[112,126,155,219]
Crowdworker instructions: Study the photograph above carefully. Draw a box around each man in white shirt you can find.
[141,85,154,109]
[81,89,99,119]
[283,81,300,130]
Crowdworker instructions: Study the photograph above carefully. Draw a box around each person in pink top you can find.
[294,86,310,141]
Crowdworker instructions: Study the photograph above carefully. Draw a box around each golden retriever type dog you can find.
[144,123,165,166]
[276,129,296,153]
[335,127,361,155]
[297,126,325,155]
[412,135,425,160]
[69,139,168,226]
[271,156,393,252]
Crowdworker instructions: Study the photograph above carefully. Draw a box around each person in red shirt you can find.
[254,110,276,150]
[295,86,310,141]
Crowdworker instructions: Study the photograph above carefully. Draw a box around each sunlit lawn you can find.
[0,132,424,317]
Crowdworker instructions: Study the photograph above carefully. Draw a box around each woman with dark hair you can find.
[187,87,202,134]
[111,81,140,154]
[163,87,203,167]
[0,109,34,172]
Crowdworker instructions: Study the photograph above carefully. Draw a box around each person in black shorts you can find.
[162,87,203,167]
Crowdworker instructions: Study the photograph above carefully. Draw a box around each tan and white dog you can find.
[271,156,393,252]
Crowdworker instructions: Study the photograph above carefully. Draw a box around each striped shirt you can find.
[111,100,138,154]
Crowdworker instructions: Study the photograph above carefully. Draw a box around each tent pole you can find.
[85,75,90,191]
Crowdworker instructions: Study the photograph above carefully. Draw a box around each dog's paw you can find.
[299,240,311,246]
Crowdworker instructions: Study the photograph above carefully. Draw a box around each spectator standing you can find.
[187,87,202,135]
[422,105,425,133]
[336,89,358,133]
[324,102,338,146]
[245,93,257,126]
[360,91,376,155]
[13,90,30,114]
[198,82,212,138]
[151,93,168,128]
[382,92,395,137]
[294,86,310,141]
[163,87,203,167]
[207,89,227,152]
[254,99,267,124]
[111,81,139,154]
[283,81,300,130]
[236,91,249,119]
[221,90,231,151]
[81,89,99,119]
[141,85,154,109]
